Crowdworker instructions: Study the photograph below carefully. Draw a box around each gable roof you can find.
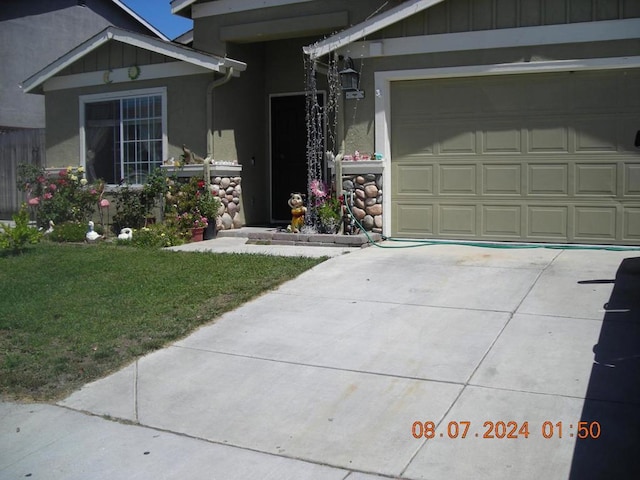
[303,0,446,60]
[22,26,246,94]
[111,0,170,41]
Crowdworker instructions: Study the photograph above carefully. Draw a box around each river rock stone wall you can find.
[210,175,243,230]
[342,173,382,234]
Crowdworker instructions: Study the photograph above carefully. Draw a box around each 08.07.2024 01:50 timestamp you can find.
[411,421,601,440]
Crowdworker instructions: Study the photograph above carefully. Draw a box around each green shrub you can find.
[0,205,42,253]
[17,164,101,229]
[48,221,89,243]
[118,223,185,249]
[112,168,166,233]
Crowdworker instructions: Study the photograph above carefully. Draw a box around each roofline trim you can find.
[303,0,446,60]
[21,27,246,94]
[111,0,170,41]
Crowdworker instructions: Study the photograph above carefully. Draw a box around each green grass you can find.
[0,243,324,401]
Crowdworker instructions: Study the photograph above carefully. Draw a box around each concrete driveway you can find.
[2,242,639,479]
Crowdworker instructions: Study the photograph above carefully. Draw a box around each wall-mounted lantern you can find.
[338,56,360,92]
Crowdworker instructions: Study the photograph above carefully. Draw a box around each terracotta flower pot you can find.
[190,227,204,242]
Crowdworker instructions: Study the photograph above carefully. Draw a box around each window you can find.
[81,88,166,185]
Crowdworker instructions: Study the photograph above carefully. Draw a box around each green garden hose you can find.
[343,193,640,252]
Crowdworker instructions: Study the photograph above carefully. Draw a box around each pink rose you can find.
[27,197,40,206]
[99,199,110,208]
[49,183,57,191]
[44,192,53,200]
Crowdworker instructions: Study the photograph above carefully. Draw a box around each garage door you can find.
[390,69,640,244]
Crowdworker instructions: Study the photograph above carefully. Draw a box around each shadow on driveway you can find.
[570,257,640,478]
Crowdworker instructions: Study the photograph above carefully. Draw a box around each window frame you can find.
[79,87,168,186]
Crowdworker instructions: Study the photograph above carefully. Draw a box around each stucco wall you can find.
[44,74,211,170]
[0,0,159,129]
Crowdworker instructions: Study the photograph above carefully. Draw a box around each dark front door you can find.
[270,94,323,223]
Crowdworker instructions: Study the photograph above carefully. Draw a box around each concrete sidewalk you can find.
[2,242,639,479]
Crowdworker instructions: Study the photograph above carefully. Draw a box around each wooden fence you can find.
[0,128,46,217]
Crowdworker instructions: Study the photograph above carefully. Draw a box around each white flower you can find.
[80,178,88,186]
[77,166,85,174]
[70,174,78,182]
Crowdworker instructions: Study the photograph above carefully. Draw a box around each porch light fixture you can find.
[338,56,360,92]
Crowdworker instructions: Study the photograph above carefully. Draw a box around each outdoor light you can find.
[339,56,360,92]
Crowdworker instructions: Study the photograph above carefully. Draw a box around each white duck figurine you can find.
[86,221,101,242]
[118,227,133,241]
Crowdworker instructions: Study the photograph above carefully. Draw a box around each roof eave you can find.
[111,0,170,41]
[21,27,246,95]
[171,0,198,17]
[303,0,446,60]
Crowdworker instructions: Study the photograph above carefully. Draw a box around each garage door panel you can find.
[528,164,569,195]
[571,74,621,112]
[483,205,522,237]
[528,206,568,239]
[483,164,522,195]
[574,206,617,240]
[394,203,434,235]
[482,125,522,153]
[439,205,477,235]
[574,118,619,152]
[438,124,477,154]
[622,71,640,107]
[392,122,436,157]
[394,164,434,194]
[524,77,569,112]
[624,164,640,195]
[440,165,477,194]
[477,82,524,114]
[527,123,570,153]
[575,164,617,195]
[620,116,640,151]
[623,209,640,240]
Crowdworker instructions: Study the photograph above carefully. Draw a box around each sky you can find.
[121,0,193,39]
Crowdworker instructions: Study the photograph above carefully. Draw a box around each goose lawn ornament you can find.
[44,220,55,235]
[86,221,101,242]
[118,228,133,241]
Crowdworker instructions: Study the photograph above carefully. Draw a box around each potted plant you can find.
[197,189,221,239]
[310,179,342,234]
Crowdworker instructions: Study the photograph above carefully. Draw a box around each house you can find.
[22,0,640,244]
[0,0,169,214]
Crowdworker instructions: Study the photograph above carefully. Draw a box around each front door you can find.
[270,93,324,223]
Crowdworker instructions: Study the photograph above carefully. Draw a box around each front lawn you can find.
[0,243,324,401]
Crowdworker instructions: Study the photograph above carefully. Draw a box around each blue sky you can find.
[121,0,193,39]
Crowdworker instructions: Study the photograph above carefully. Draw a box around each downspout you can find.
[206,67,234,160]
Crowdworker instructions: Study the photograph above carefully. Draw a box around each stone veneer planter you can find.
[161,163,244,231]
[330,160,384,235]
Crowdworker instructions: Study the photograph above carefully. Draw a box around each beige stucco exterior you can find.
[33,0,640,236]
[45,73,211,170]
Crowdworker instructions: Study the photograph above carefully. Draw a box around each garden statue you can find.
[182,144,205,164]
[86,221,101,242]
[288,192,306,233]
[118,228,133,241]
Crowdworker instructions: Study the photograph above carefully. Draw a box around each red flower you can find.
[58,169,67,177]
[197,180,205,189]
